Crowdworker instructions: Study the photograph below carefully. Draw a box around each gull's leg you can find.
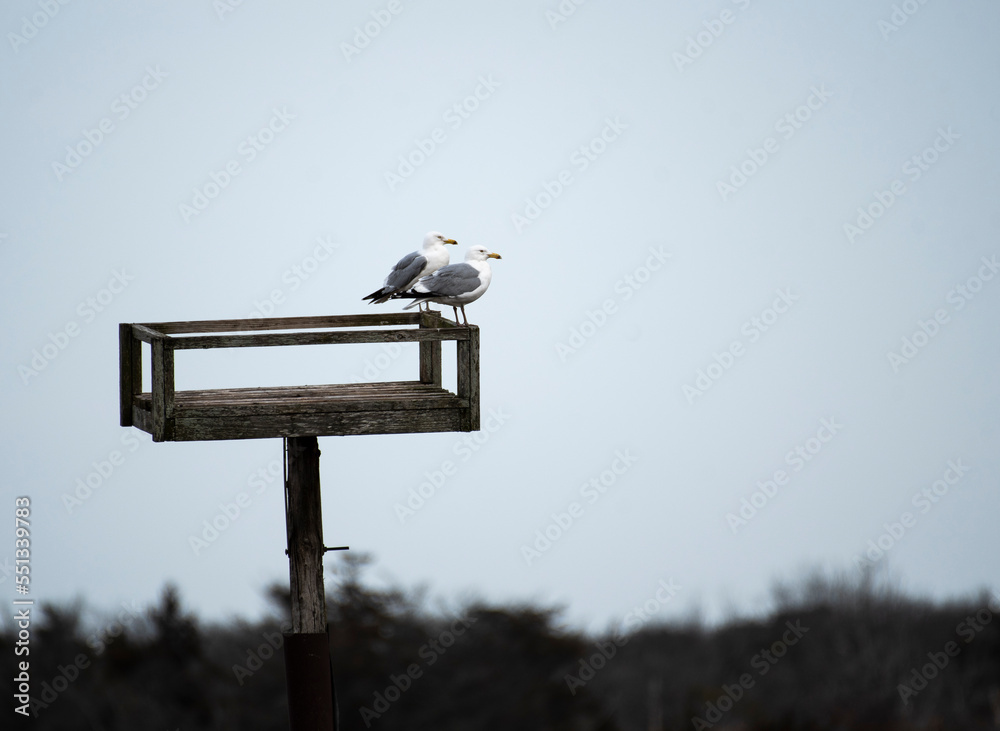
[461,306,469,327]
[451,306,459,323]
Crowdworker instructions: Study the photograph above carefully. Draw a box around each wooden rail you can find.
[119,311,479,442]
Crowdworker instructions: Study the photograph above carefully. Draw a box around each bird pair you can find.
[363,231,501,326]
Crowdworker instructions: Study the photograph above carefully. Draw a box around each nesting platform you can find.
[119,312,479,442]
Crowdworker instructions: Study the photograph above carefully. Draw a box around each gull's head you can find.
[424,231,458,249]
[465,245,502,262]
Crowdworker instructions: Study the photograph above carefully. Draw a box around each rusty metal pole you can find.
[283,436,335,731]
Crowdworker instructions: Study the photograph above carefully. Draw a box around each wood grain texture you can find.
[284,437,327,634]
[119,324,135,426]
[419,311,443,386]
[457,325,481,431]
[143,313,422,334]
[171,411,465,440]
[129,324,165,344]
[167,327,468,350]
[151,339,175,442]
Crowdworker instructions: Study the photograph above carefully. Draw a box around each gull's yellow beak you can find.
[444,238,458,245]
[488,252,502,260]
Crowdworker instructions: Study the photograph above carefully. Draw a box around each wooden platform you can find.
[119,312,479,441]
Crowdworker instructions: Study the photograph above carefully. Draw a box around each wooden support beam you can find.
[119,324,139,426]
[151,338,174,442]
[167,327,467,351]
[284,437,327,633]
[419,311,442,387]
[145,312,421,334]
[457,325,480,431]
[283,436,334,730]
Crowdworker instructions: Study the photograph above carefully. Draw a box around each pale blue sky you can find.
[2,0,998,631]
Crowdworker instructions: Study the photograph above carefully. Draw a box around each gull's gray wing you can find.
[415,263,481,297]
[383,251,427,291]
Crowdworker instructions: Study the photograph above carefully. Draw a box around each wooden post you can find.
[116,313,483,729]
[457,325,480,431]
[119,324,140,427]
[283,436,335,731]
[418,311,442,386]
[151,337,174,442]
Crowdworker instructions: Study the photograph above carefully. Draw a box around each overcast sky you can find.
[2,0,998,633]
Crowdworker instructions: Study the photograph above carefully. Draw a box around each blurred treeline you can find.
[3,555,999,730]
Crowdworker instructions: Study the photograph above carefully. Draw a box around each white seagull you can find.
[397,245,502,326]
[363,231,457,307]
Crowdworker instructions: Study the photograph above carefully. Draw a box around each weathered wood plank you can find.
[119,324,134,426]
[457,325,480,431]
[419,310,460,329]
[176,390,454,405]
[170,409,466,440]
[130,330,143,417]
[131,404,152,434]
[134,384,464,415]
[151,339,175,442]
[135,382,450,401]
[130,324,165,344]
[143,313,422,335]
[166,380,432,395]
[167,327,468,350]
[171,397,466,418]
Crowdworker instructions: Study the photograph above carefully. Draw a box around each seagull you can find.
[363,231,458,308]
[396,245,502,326]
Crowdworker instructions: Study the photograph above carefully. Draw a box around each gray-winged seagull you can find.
[397,245,501,325]
[363,231,458,308]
